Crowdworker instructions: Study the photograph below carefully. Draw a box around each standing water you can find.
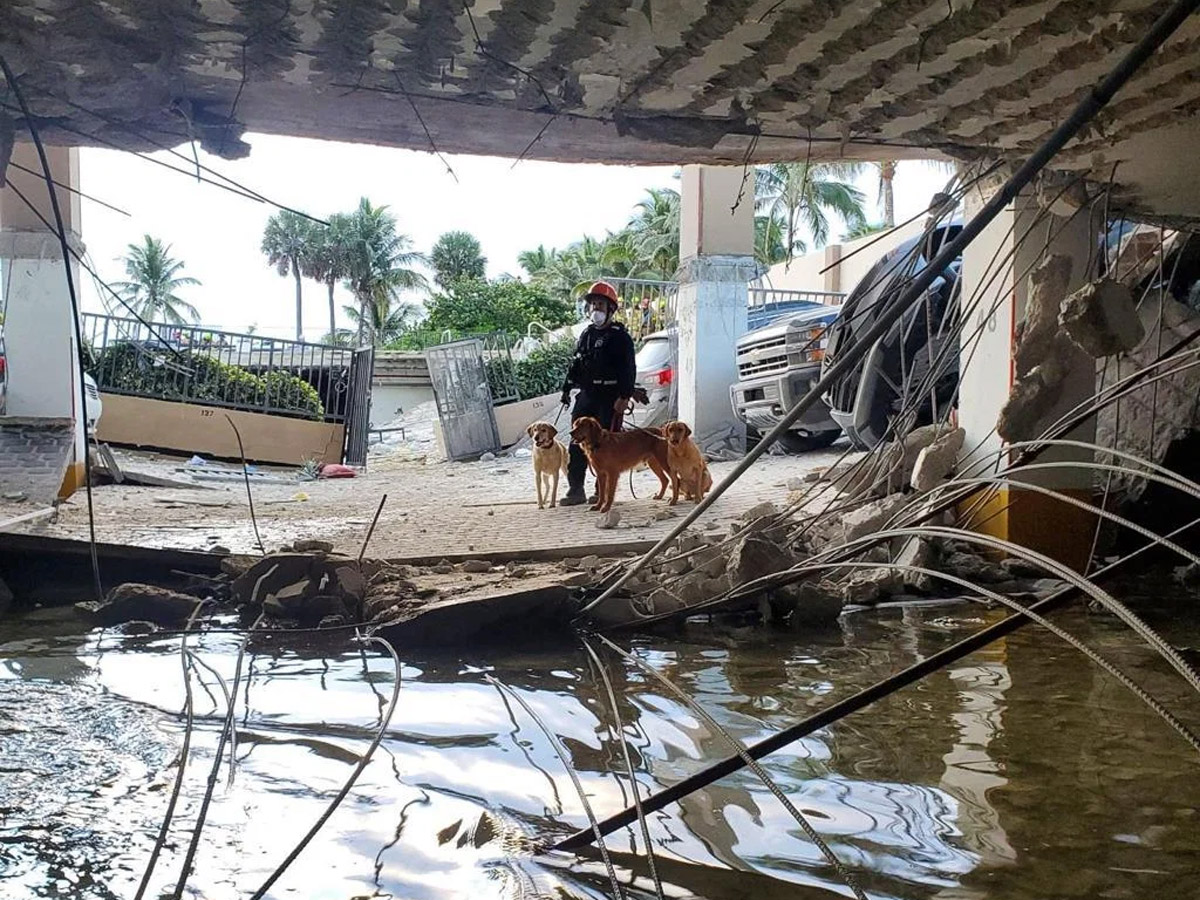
[1,593,1198,899]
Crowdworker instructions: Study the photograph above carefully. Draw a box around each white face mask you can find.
[591,309,608,326]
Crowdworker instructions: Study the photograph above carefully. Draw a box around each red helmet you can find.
[584,280,620,310]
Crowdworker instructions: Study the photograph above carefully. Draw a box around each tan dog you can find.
[527,422,569,509]
[663,421,713,506]
[569,417,670,512]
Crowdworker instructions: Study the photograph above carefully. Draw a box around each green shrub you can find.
[513,338,575,401]
[95,342,325,420]
[425,279,574,335]
[483,337,576,404]
[261,371,324,420]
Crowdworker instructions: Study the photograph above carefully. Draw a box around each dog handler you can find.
[559,280,637,506]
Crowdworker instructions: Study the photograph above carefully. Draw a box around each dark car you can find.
[821,223,963,450]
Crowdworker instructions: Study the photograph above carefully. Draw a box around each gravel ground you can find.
[4,441,851,561]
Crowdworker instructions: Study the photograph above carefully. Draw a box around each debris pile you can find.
[367,401,444,464]
[80,541,583,644]
[578,416,1080,633]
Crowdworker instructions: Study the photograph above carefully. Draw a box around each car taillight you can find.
[657,367,673,386]
[0,355,6,378]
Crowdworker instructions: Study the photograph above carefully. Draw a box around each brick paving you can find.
[8,444,847,561]
[0,417,75,506]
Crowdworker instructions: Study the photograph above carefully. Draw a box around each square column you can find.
[676,165,758,456]
[1,144,88,499]
[958,184,1098,570]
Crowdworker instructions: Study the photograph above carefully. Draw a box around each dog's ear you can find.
[681,422,692,438]
[527,424,537,438]
[546,424,558,438]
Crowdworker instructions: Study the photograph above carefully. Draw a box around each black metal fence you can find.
[81,313,355,422]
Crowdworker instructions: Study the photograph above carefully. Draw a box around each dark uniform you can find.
[561,321,637,498]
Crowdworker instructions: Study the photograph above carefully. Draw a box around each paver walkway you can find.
[7,445,847,561]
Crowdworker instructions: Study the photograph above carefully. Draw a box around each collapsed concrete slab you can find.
[78,583,204,627]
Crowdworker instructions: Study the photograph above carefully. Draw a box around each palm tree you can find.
[303,214,351,346]
[869,159,958,229]
[875,160,898,228]
[842,221,888,241]
[627,187,681,279]
[599,230,659,281]
[112,235,201,325]
[261,210,313,341]
[340,198,427,346]
[430,231,486,290]
[517,244,558,278]
[754,215,788,266]
[754,162,868,260]
[539,235,608,307]
[342,300,422,346]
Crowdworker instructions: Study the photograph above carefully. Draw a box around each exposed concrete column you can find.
[957,184,1098,571]
[822,244,842,295]
[0,143,88,499]
[676,165,757,456]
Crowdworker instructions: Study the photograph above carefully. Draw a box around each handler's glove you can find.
[632,386,650,406]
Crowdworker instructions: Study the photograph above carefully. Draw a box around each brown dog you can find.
[569,417,670,512]
[527,422,569,509]
[663,421,713,505]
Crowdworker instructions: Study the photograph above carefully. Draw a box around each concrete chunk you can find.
[726,535,795,586]
[841,494,908,543]
[910,428,965,491]
[1015,254,1074,378]
[1060,278,1145,357]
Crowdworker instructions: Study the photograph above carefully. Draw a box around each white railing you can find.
[747,287,844,308]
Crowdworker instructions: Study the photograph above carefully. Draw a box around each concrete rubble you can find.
[1059,278,1145,358]
[999,254,1091,443]
[910,428,966,491]
[1097,294,1200,501]
[85,539,587,645]
[75,407,1076,641]
[78,583,205,627]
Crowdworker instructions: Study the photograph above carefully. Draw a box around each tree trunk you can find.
[327,279,336,345]
[292,261,303,342]
[880,160,897,229]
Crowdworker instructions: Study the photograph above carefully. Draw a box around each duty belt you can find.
[590,379,619,387]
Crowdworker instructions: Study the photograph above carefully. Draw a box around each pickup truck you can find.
[729,304,843,452]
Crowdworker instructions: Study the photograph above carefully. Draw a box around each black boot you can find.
[560,489,587,507]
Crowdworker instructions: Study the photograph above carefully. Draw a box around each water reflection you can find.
[0,598,1197,899]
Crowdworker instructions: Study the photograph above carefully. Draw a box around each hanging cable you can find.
[583,0,1200,613]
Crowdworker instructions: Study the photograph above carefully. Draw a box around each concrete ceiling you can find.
[2,0,1199,221]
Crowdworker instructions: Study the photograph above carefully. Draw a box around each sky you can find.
[77,134,948,341]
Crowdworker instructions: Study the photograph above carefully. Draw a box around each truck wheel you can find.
[778,430,840,453]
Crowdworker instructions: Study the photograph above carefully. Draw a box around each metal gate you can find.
[343,346,374,466]
[426,339,501,461]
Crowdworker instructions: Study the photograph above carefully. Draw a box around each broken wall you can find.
[1097,294,1200,501]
